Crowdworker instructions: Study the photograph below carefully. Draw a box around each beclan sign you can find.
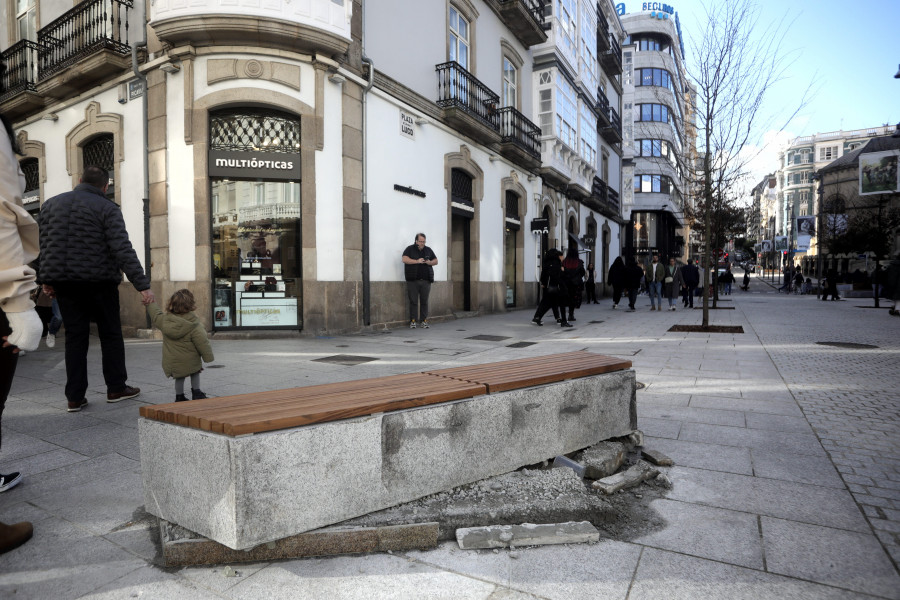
[208,150,302,181]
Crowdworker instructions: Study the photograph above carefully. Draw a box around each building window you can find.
[210,111,302,152]
[82,134,115,200]
[15,0,36,41]
[637,103,669,123]
[556,0,577,64]
[502,57,517,108]
[579,103,597,164]
[819,145,838,161]
[636,68,671,90]
[538,87,552,135]
[20,157,38,199]
[449,7,470,70]
[634,174,674,194]
[556,73,577,149]
[579,4,597,92]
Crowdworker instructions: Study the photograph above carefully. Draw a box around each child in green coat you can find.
[148,289,214,402]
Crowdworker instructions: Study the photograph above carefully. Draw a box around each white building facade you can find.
[620,4,688,262]
[2,0,571,334]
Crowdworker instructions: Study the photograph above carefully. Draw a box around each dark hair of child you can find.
[167,289,196,315]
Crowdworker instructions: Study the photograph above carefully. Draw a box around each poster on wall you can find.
[795,216,816,237]
[774,237,788,251]
[860,150,900,195]
[760,240,772,252]
[214,307,231,327]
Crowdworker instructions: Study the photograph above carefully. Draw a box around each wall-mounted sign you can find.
[581,236,596,246]
[208,150,302,181]
[530,218,550,233]
[394,184,426,198]
[128,79,145,100]
[400,110,415,140]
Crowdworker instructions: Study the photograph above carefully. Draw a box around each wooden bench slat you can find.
[196,378,483,433]
[179,374,471,429]
[139,351,632,436]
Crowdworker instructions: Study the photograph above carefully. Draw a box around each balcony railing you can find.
[596,3,610,52]
[499,0,547,28]
[608,188,620,213]
[600,36,622,75]
[0,40,42,102]
[498,106,541,159]
[596,88,611,128]
[599,106,622,144]
[436,61,500,131]
[38,0,133,79]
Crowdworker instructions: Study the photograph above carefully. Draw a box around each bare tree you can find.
[684,0,810,327]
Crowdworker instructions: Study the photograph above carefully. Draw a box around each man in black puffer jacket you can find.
[37,166,155,413]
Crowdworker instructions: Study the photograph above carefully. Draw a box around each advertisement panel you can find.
[860,150,900,195]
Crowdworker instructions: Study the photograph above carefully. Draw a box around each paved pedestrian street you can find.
[1,275,898,599]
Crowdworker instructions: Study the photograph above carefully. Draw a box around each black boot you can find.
[175,394,188,402]
[560,321,573,328]
[191,389,208,400]
[568,313,576,322]
[531,317,543,326]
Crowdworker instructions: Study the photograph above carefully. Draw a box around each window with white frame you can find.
[15,0,36,41]
[502,57,517,108]
[579,103,597,164]
[556,0,577,66]
[819,145,838,161]
[449,7,470,70]
[538,84,552,135]
[556,72,577,149]
[579,4,598,93]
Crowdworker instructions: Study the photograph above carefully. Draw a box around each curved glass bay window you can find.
[209,109,303,329]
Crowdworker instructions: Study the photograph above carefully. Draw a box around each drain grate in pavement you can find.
[816,341,879,350]
[507,341,537,348]
[312,354,379,366]
[635,382,646,390]
[465,335,512,342]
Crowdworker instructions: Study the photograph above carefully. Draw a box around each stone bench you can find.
[139,351,636,550]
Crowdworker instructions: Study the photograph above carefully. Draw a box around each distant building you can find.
[776,125,896,266]
[620,5,688,262]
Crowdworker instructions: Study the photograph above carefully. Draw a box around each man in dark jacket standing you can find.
[681,258,700,307]
[401,233,438,329]
[38,166,154,412]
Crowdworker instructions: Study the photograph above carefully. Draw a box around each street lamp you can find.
[811,171,824,298]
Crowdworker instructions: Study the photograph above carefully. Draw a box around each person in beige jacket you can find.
[0,112,43,554]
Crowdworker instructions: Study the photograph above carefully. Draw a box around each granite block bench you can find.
[139,351,636,550]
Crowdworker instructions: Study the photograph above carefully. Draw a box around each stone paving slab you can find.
[643,436,753,475]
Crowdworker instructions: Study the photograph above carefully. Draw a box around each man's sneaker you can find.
[67,398,88,413]
[612,304,617,309]
[191,389,208,400]
[45,333,55,348]
[0,472,22,493]
[421,320,430,329]
[175,394,188,402]
[409,320,417,329]
[107,386,141,403]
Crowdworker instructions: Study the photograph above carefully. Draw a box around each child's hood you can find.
[161,311,200,340]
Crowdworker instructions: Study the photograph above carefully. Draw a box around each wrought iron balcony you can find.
[436,61,502,144]
[608,187,620,213]
[600,36,622,75]
[596,4,610,53]
[498,106,541,167]
[38,0,133,79]
[596,88,611,129]
[0,40,42,103]
[493,0,549,46]
[600,106,622,144]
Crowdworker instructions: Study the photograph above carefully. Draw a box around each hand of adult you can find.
[4,310,43,352]
[42,284,55,298]
[141,289,156,306]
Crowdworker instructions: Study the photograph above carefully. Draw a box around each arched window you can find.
[451,168,473,209]
[20,157,39,199]
[210,110,301,153]
[82,133,115,199]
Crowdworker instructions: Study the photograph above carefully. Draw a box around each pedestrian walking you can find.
[532,249,572,327]
[664,257,683,310]
[681,258,700,307]
[401,233,438,329]
[624,257,644,312]
[561,246,585,322]
[740,269,750,292]
[646,254,665,311]
[585,262,598,304]
[886,253,900,316]
[147,289,215,402]
[608,256,625,309]
[821,268,840,301]
[37,166,154,413]
[0,108,42,554]
[721,265,735,295]
[793,270,803,294]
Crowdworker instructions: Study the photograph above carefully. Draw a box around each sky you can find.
[620,0,899,196]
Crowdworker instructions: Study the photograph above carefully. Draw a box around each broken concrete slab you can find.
[456,521,600,549]
[642,448,674,467]
[552,455,586,478]
[592,460,660,495]
[340,467,614,541]
[161,520,439,567]
[581,441,627,479]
